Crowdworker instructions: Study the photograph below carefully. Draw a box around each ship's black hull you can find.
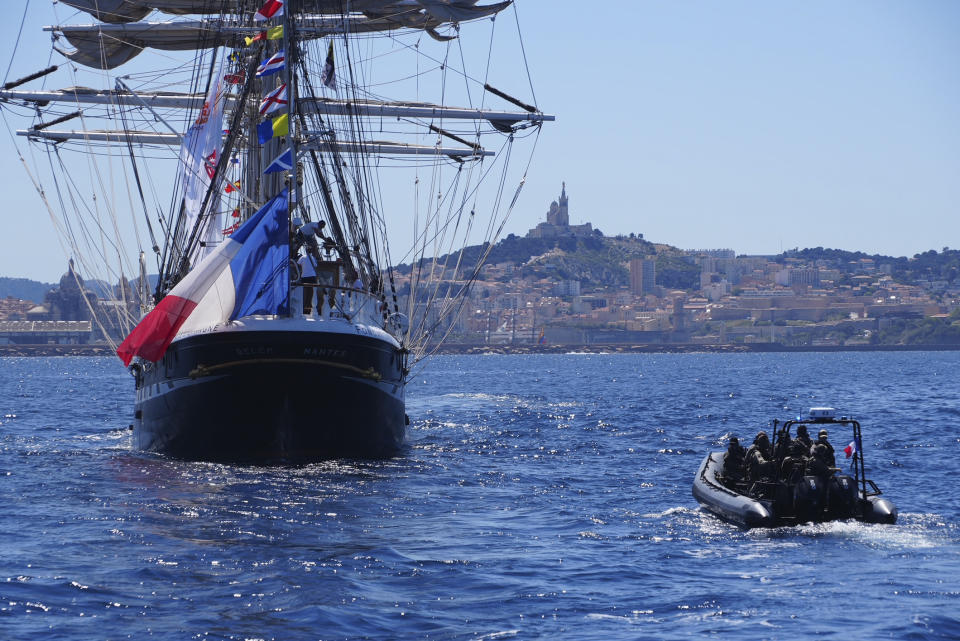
[131,327,406,462]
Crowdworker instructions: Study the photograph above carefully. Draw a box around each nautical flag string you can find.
[257,114,289,143]
[259,83,287,115]
[254,0,284,22]
[272,113,289,138]
[263,148,293,174]
[256,50,285,77]
[257,120,273,144]
[320,41,335,90]
[245,25,283,46]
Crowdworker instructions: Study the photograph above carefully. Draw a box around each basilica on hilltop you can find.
[526,183,594,239]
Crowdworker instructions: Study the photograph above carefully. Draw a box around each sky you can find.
[1,1,958,283]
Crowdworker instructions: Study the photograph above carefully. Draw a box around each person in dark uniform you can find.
[815,429,836,467]
[805,443,834,480]
[780,424,814,482]
[723,436,747,483]
[792,424,814,456]
[746,431,775,481]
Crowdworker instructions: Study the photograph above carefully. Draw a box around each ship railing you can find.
[290,283,386,328]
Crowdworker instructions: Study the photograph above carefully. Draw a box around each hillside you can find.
[0,277,55,304]
[397,233,701,291]
[518,235,701,291]
[399,237,960,293]
[3,244,958,303]
[787,247,960,286]
[0,276,143,304]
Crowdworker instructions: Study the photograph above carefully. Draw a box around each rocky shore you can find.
[0,344,115,357]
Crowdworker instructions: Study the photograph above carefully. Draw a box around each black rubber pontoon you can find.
[692,408,897,528]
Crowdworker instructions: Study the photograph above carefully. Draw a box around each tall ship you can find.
[1,0,551,461]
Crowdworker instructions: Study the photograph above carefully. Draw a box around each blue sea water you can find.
[1,352,959,640]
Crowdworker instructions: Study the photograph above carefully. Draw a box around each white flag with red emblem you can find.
[178,55,227,263]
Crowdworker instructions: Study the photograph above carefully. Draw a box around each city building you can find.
[629,258,656,296]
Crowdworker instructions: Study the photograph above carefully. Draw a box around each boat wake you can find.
[786,512,955,549]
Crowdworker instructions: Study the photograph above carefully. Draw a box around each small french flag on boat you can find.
[254,0,284,22]
[844,438,861,459]
[117,190,289,366]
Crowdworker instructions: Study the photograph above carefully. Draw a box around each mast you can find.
[3,0,552,358]
[283,3,298,316]
[283,5,299,211]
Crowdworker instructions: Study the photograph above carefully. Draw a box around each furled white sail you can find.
[59,0,152,23]
[52,1,511,69]
[60,0,511,23]
[53,20,246,69]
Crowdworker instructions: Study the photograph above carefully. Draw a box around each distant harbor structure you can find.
[26,259,98,323]
[0,260,139,345]
[527,183,594,239]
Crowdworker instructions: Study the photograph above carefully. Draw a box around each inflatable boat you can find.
[693,408,897,528]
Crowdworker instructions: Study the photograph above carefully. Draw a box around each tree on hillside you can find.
[655,255,699,290]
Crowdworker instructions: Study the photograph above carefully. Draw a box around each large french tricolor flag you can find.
[117,190,289,366]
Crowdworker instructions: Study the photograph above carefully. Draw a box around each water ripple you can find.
[1,353,959,639]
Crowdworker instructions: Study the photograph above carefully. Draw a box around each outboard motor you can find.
[793,475,825,523]
[771,482,793,518]
[827,475,858,519]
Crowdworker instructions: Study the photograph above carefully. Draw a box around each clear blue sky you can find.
[2,1,958,283]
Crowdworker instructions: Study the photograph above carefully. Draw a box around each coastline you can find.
[429,342,960,355]
[0,344,115,357]
[2,342,959,357]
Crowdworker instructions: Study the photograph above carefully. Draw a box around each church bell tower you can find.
[557,182,569,226]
